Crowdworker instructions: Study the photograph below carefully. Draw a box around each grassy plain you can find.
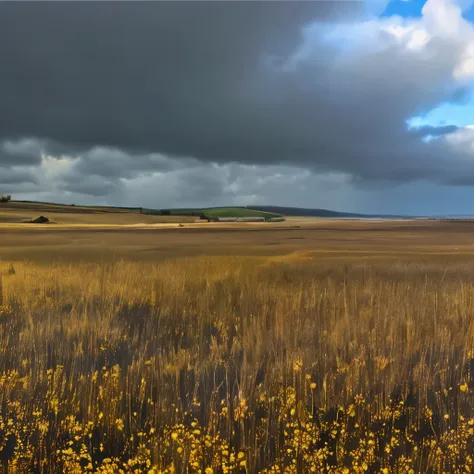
[0,202,280,223]
[0,202,197,226]
[2,218,474,472]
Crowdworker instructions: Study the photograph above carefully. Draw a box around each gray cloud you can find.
[57,174,123,198]
[411,124,459,137]
[0,167,38,186]
[0,139,44,166]
[72,148,195,179]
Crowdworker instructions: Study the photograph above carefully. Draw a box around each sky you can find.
[2,0,474,215]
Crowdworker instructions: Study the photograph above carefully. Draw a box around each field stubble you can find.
[1,254,474,473]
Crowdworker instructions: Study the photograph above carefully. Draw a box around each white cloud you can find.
[443,124,474,150]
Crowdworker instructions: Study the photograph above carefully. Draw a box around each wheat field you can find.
[1,242,474,473]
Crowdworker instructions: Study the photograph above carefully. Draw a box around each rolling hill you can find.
[248,205,409,219]
[2,201,409,221]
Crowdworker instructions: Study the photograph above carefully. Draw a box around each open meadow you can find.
[3,218,474,472]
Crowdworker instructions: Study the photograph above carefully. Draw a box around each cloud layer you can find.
[1,0,474,213]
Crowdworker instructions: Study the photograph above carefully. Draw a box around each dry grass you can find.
[2,218,474,264]
[0,211,196,226]
[2,222,474,472]
[0,201,200,225]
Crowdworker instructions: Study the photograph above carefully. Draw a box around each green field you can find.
[203,207,280,219]
[143,206,282,219]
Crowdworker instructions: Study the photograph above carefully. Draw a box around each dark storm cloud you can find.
[0,0,474,193]
[0,2,359,162]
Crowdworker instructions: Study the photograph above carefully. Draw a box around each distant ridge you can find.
[247,205,409,219]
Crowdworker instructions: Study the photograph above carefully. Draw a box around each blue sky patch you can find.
[381,0,428,18]
[408,92,474,129]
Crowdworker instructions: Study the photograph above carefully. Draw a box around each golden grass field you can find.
[0,202,197,226]
[3,207,474,473]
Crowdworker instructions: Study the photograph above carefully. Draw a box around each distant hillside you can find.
[8,200,409,219]
[247,206,408,219]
